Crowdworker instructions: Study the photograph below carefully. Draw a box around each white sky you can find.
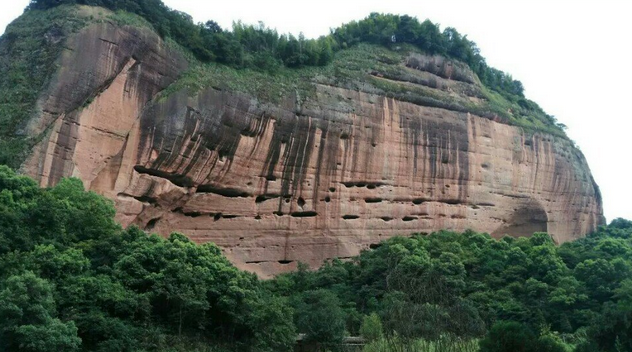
[1,0,630,222]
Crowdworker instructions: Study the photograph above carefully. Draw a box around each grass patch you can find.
[159,41,567,139]
[362,335,479,352]
[107,9,153,29]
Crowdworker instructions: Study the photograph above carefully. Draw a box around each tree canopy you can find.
[269,223,632,351]
[25,0,524,98]
[1,166,630,351]
[0,165,295,351]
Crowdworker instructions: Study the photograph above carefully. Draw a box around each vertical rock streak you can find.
[21,22,603,277]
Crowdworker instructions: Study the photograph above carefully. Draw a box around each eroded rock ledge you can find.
[22,21,603,277]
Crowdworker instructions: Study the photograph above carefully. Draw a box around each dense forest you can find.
[26,0,523,98]
[1,168,631,352]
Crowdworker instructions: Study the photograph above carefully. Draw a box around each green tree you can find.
[246,295,296,352]
[360,313,383,342]
[0,167,297,351]
[293,290,346,349]
[0,271,81,351]
[478,321,536,352]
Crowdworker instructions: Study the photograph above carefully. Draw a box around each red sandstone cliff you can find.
[18,17,603,277]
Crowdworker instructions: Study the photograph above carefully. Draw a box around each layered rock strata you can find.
[21,21,603,277]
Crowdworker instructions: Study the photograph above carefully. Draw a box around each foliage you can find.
[478,321,568,352]
[0,271,81,351]
[1,1,567,169]
[269,223,632,351]
[362,334,479,352]
[291,289,346,349]
[26,0,333,72]
[159,42,565,140]
[27,0,524,99]
[332,13,524,98]
[360,313,384,342]
[0,165,295,352]
[0,6,91,168]
[2,164,630,351]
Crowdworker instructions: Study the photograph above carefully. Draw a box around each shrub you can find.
[479,322,569,352]
[360,313,384,342]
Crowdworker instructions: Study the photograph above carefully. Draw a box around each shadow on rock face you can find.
[492,202,548,239]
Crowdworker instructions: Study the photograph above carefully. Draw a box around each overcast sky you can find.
[1,1,630,222]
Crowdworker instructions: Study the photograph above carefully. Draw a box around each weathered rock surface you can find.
[21,21,604,277]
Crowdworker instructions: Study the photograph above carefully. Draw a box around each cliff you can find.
[3,6,603,276]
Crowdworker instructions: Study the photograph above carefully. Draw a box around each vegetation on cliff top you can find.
[24,0,568,132]
[0,166,630,351]
[24,0,556,124]
[26,0,522,97]
[159,42,565,138]
[0,5,148,169]
[0,0,568,169]
[0,5,90,169]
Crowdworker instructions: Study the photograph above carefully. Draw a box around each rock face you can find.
[20,21,604,277]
